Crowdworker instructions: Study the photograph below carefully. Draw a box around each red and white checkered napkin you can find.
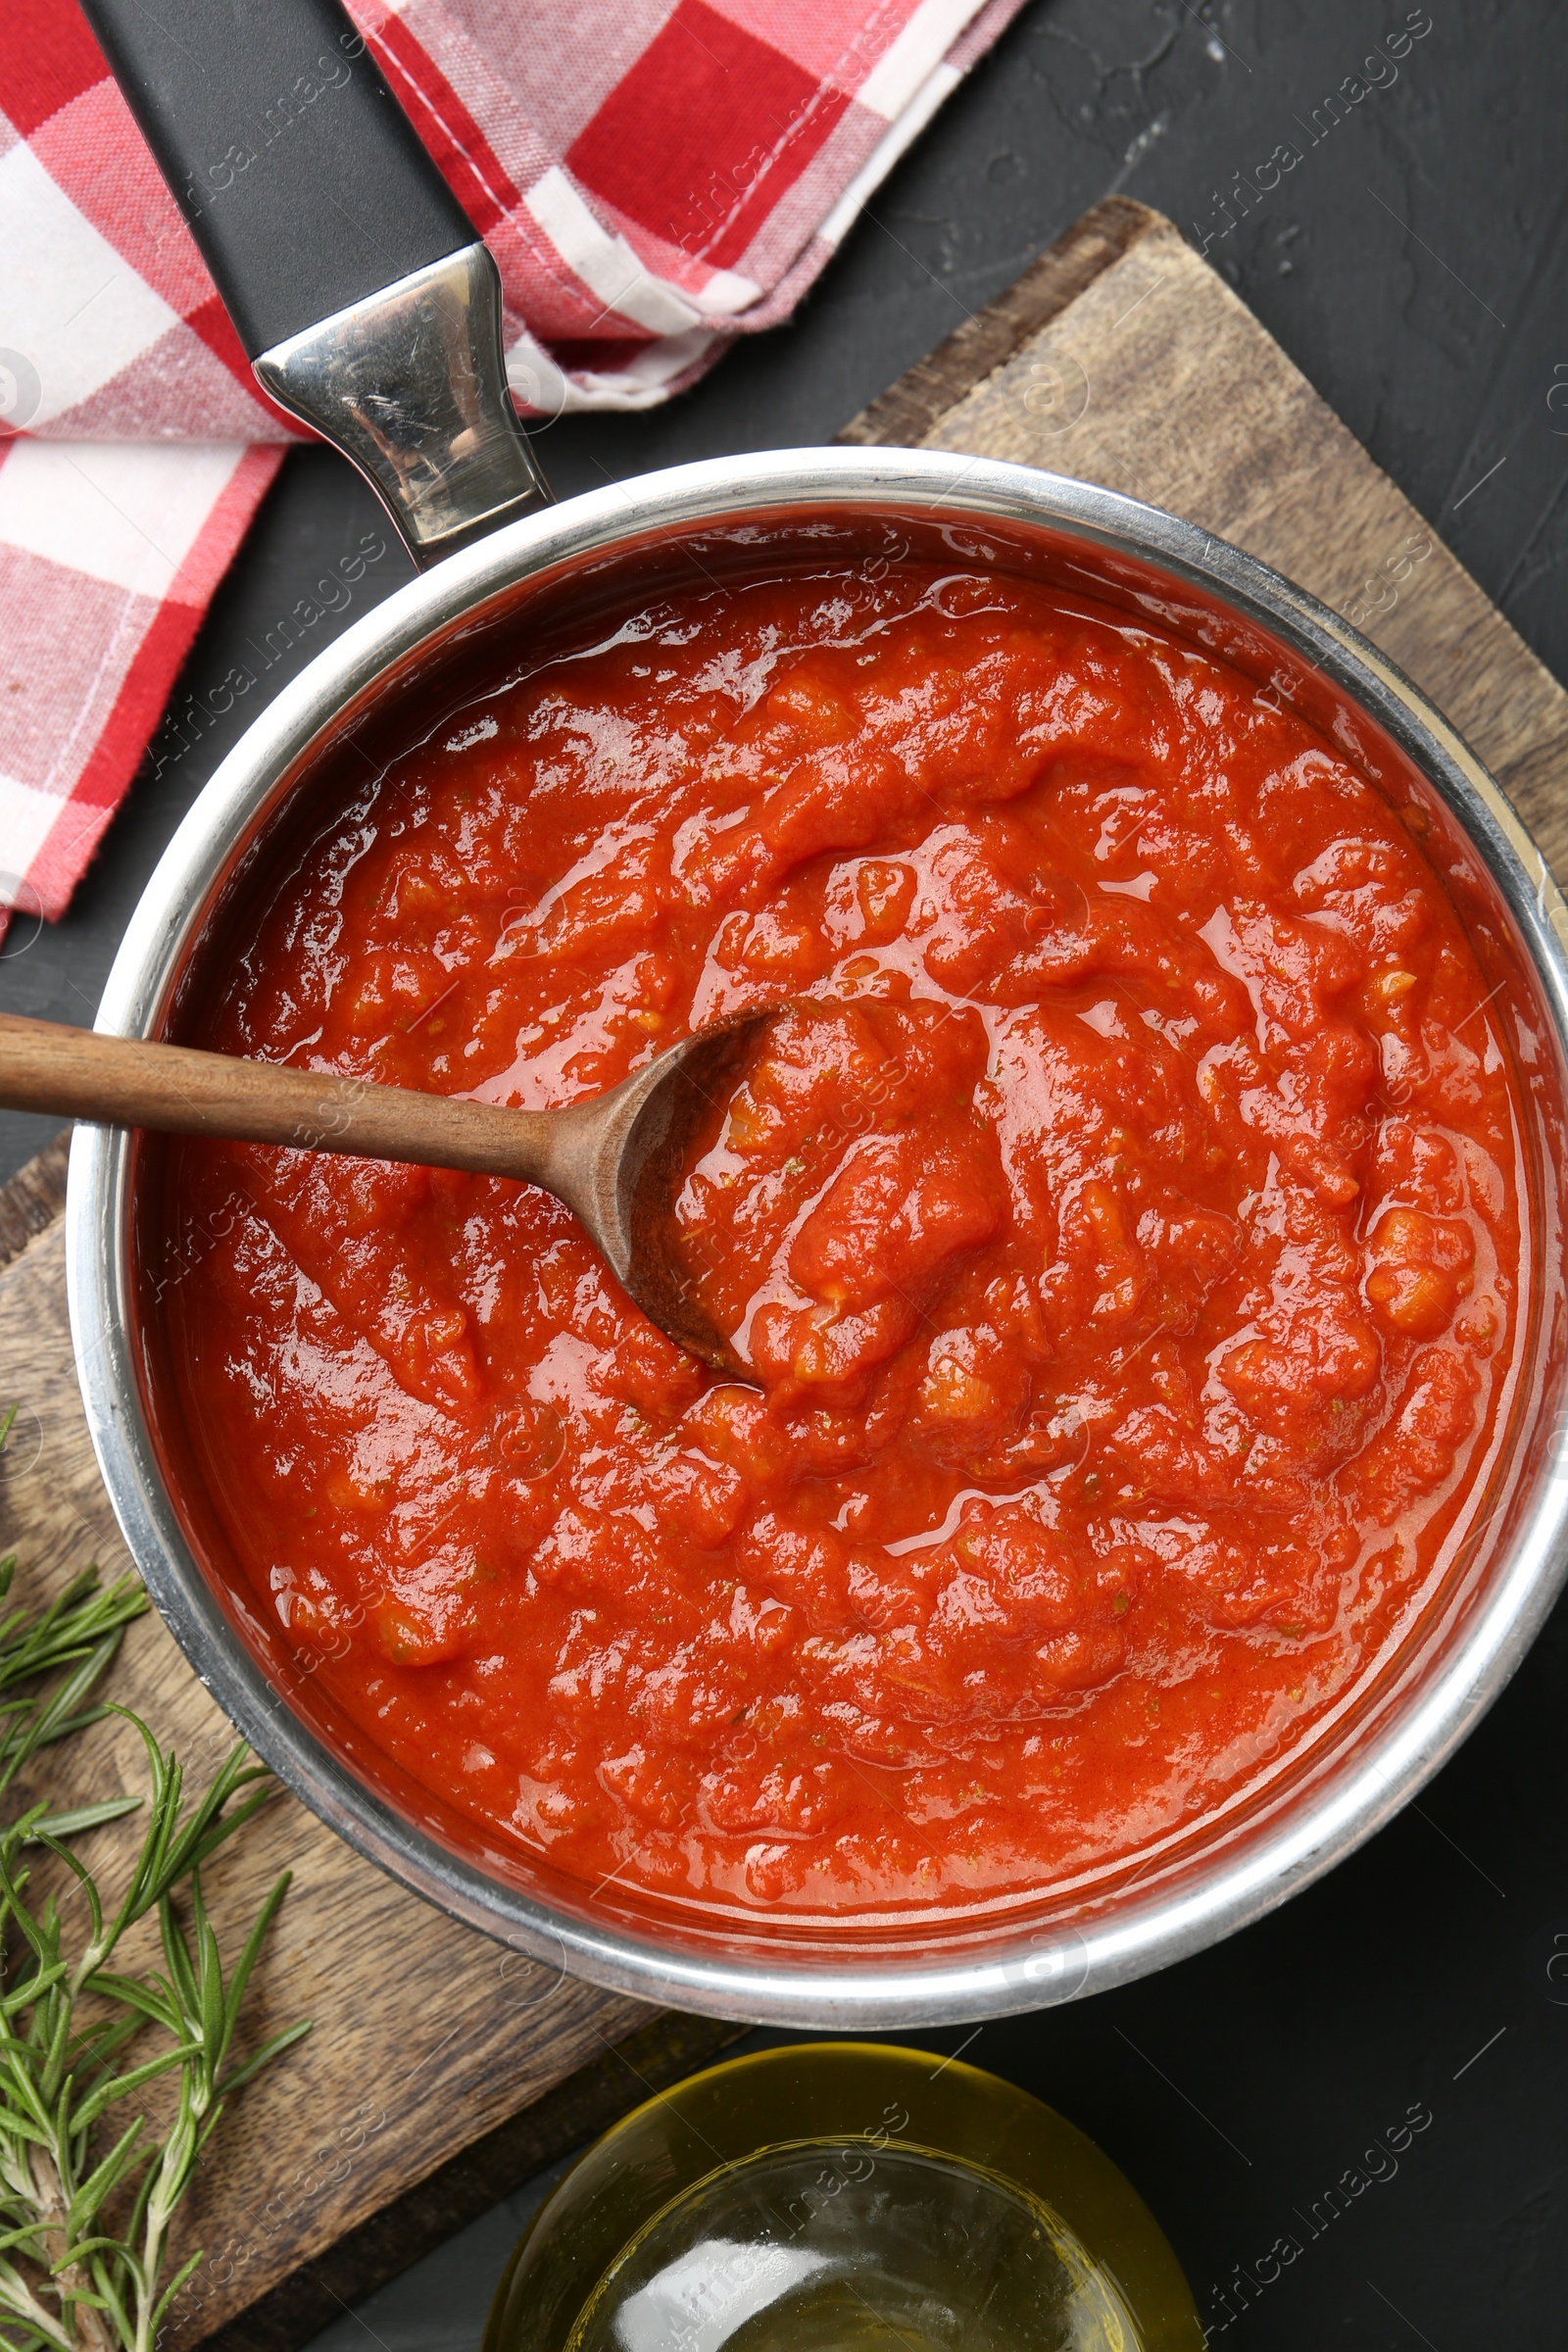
[0,0,1026,944]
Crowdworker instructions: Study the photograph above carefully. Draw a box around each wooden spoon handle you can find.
[0,1012,560,1183]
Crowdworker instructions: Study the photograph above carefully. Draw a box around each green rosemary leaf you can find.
[0,2049,55,2144]
[4,1642,127,1789]
[71,2045,193,2138]
[63,2116,145,2245]
[219,1871,291,2050]
[214,2018,313,2101]
[0,1571,143,1666]
[0,1971,67,2021]
[0,1855,51,1971]
[0,2119,49,2159]
[22,1838,101,1984]
[38,1997,72,2107]
[0,2229,51,2263]
[156,1907,199,2032]
[44,2288,109,2318]
[82,2254,135,2352]
[145,2247,203,2338]
[21,1802,140,1845]
[0,1584,144,1722]
[149,1746,271,1895]
[22,1713,116,1755]
[189,2101,225,2171]
[42,2245,121,2278]
[191,1883,224,2067]
[178,1786,273,1880]
[68,1985,172,2043]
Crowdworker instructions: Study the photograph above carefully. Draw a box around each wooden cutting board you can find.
[3,195,1566,2352]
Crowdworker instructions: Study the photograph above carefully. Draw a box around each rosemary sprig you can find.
[0,1472,310,2352]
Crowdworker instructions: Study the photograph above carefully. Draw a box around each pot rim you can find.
[65,444,1568,2026]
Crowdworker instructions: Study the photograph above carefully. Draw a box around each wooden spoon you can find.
[0,1008,764,1376]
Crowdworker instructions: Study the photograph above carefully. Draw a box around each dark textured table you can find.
[6,6,1567,2345]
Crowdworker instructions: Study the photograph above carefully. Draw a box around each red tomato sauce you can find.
[163,564,1524,1915]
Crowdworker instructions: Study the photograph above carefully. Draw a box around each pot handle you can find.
[79,0,553,565]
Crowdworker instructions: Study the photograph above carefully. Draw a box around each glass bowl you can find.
[482,2042,1201,2352]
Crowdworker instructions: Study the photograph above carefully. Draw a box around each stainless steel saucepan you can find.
[67,0,1568,2025]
